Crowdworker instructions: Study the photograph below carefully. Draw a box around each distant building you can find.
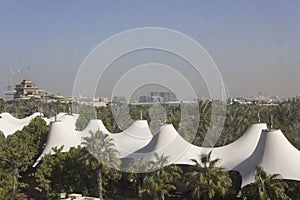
[151,95,164,102]
[229,95,282,105]
[150,91,177,102]
[14,80,41,99]
[139,95,151,103]
[138,91,177,103]
[112,96,127,105]
[11,79,73,103]
[99,97,109,104]
[92,97,99,102]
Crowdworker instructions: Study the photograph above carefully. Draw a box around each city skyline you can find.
[0,1,300,99]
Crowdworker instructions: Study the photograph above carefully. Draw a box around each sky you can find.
[0,0,300,99]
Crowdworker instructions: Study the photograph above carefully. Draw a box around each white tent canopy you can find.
[33,114,81,167]
[209,123,268,170]
[234,129,300,186]
[3,111,299,186]
[113,121,300,186]
[128,123,268,170]
[34,116,300,185]
[109,120,153,158]
[42,112,68,125]
[79,120,153,158]
[0,112,75,136]
[80,119,110,142]
[131,124,199,166]
[0,112,42,137]
[172,123,268,167]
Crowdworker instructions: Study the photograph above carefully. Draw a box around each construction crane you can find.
[18,65,30,80]
[6,67,15,93]
[4,68,16,99]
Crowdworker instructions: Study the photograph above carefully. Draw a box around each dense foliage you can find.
[242,166,290,200]
[0,117,49,199]
[185,151,232,200]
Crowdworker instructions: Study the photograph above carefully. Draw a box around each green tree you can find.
[3,133,34,193]
[0,98,6,113]
[36,146,100,199]
[0,117,49,195]
[0,167,12,199]
[143,154,182,200]
[76,105,96,131]
[242,166,290,200]
[0,132,12,197]
[127,157,152,200]
[285,180,300,200]
[186,151,232,200]
[96,106,121,132]
[193,100,211,146]
[82,130,120,200]
[20,117,49,158]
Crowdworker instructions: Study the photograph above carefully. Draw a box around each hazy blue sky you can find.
[0,0,300,99]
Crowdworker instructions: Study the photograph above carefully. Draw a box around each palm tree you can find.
[142,153,182,200]
[193,100,211,146]
[243,166,290,200]
[0,188,10,200]
[127,157,152,200]
[0,167,12,200]
[82,130,119,200]
[186,151,232,200]
[149,153,169,170]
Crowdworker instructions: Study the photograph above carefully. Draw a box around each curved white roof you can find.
[210,123,268,169]
[0,112,78,136]
[29,113,300,186]
[34,114,81,166]
[129,123,268,168]
[131,124,196,164]
[164,123,267,167]
[0,112,42,136]
[42,112,68,124]
[234,129,300,186]
[58,114,79,130]
[109,120,153,158]
[80,119,110,142]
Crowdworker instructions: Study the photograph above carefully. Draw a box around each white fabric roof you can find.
[35,113,108,166]
[80,119,110,142]
[0,112,76,136]
[79,120,153,158]
[0,112,42,137]
[33,114,81,166]
[129,123,267,167]
[208,123,268,169]
[131,124,195,165]
[20,112,298,186]
[109,120,153,158]
[36,118,154,164]
[234,129,300,186]
[42,112,68,125]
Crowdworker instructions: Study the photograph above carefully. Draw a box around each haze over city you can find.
[0,0,300,99]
